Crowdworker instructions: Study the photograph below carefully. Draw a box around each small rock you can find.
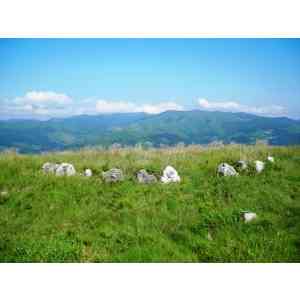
[217,163,238,176]
[102,168,124,183]
[254,160,265,173]
[237,160,248,170]
[0,190,8,197]
[267,156,274,163]
[161,166,181,183]
[84,169,93,177]
[207,232,213,241]
[137,169,157,184]
[55,163,76,176]
[242,211,257,223]
[42,162,60,174]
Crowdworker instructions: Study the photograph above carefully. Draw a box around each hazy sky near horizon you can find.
[0,38,299,119]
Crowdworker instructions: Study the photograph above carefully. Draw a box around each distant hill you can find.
[1,110,300,153]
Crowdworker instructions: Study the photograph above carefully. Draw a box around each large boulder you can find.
[55,163,76,176]
[217,163,238,176]
[84,169,93,177]
[137,169,157,184]
[42,162,60,174]
[254,160,265,173]
[161,166,181,183]
[102,168,124,183]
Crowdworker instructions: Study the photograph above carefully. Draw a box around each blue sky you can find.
[0,38,299,119]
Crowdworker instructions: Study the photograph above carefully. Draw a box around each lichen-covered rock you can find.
[267,156,274,163]
[237,160,247,170]
[137,169,157,184]
[42,162,60,174]
[161,166,181,183]
[242,211,257,223]
[217,163,238,176]
[55,163,76,176]
[254,160,265,173]
[84,169,93,177]
[102,168,124,183]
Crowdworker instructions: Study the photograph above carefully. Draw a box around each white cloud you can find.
[198,98,288,117]
[140,102,184,114]
[95,100,137,114]
[95,100,184,114]
[0,91,184,119]
[24,91,72,105]
[0,90,290,120]
[0,91,74,119]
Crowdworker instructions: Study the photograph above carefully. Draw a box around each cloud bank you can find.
[198,98,288,117]
[0,90,290,120]
[0,91,183,119]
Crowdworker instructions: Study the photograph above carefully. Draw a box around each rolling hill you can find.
[0,110,300,153]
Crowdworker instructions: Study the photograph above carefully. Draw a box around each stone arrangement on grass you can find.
[39,155,276,225]
[41,156,274,182]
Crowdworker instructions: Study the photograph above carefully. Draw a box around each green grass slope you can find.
[0,145,299,262]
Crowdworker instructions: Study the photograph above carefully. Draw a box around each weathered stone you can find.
[242,211,257,223]
[254,160,265,173]
[237,160,248,170]
[217,163,238,176]
[42,162,60,174]
[0,190,8,197]
[55,163,76,176]
[102,168,124,183]
[207,232,213,241]
[84,169,93,177]
[161,166,181,183]
[267,156,274,163]
[137,169,157,184]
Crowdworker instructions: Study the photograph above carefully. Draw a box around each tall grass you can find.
[0,145,299,262]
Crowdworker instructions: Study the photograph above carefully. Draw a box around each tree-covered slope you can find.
[0,111,299,153]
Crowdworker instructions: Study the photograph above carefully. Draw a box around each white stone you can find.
[137,169,157,184]
[0,191,8,197]
[267,156,274,163]
[42,162,60,174]
[237,160,247,170]
[55,163,76,176]
[242,212,257,223]
[161,166,181,183]
[254,160,265,173]
[84,169,93,177]
[102,168,124,183]
[217,163,238,176]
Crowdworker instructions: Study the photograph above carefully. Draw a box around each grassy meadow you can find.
[0,145,300,262]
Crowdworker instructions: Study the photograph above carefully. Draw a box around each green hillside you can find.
[1,111,300,153]
[0,145,299,262]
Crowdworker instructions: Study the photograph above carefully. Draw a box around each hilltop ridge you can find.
[1,110,300,153]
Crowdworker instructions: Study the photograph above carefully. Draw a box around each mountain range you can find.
[1,110,300,153]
